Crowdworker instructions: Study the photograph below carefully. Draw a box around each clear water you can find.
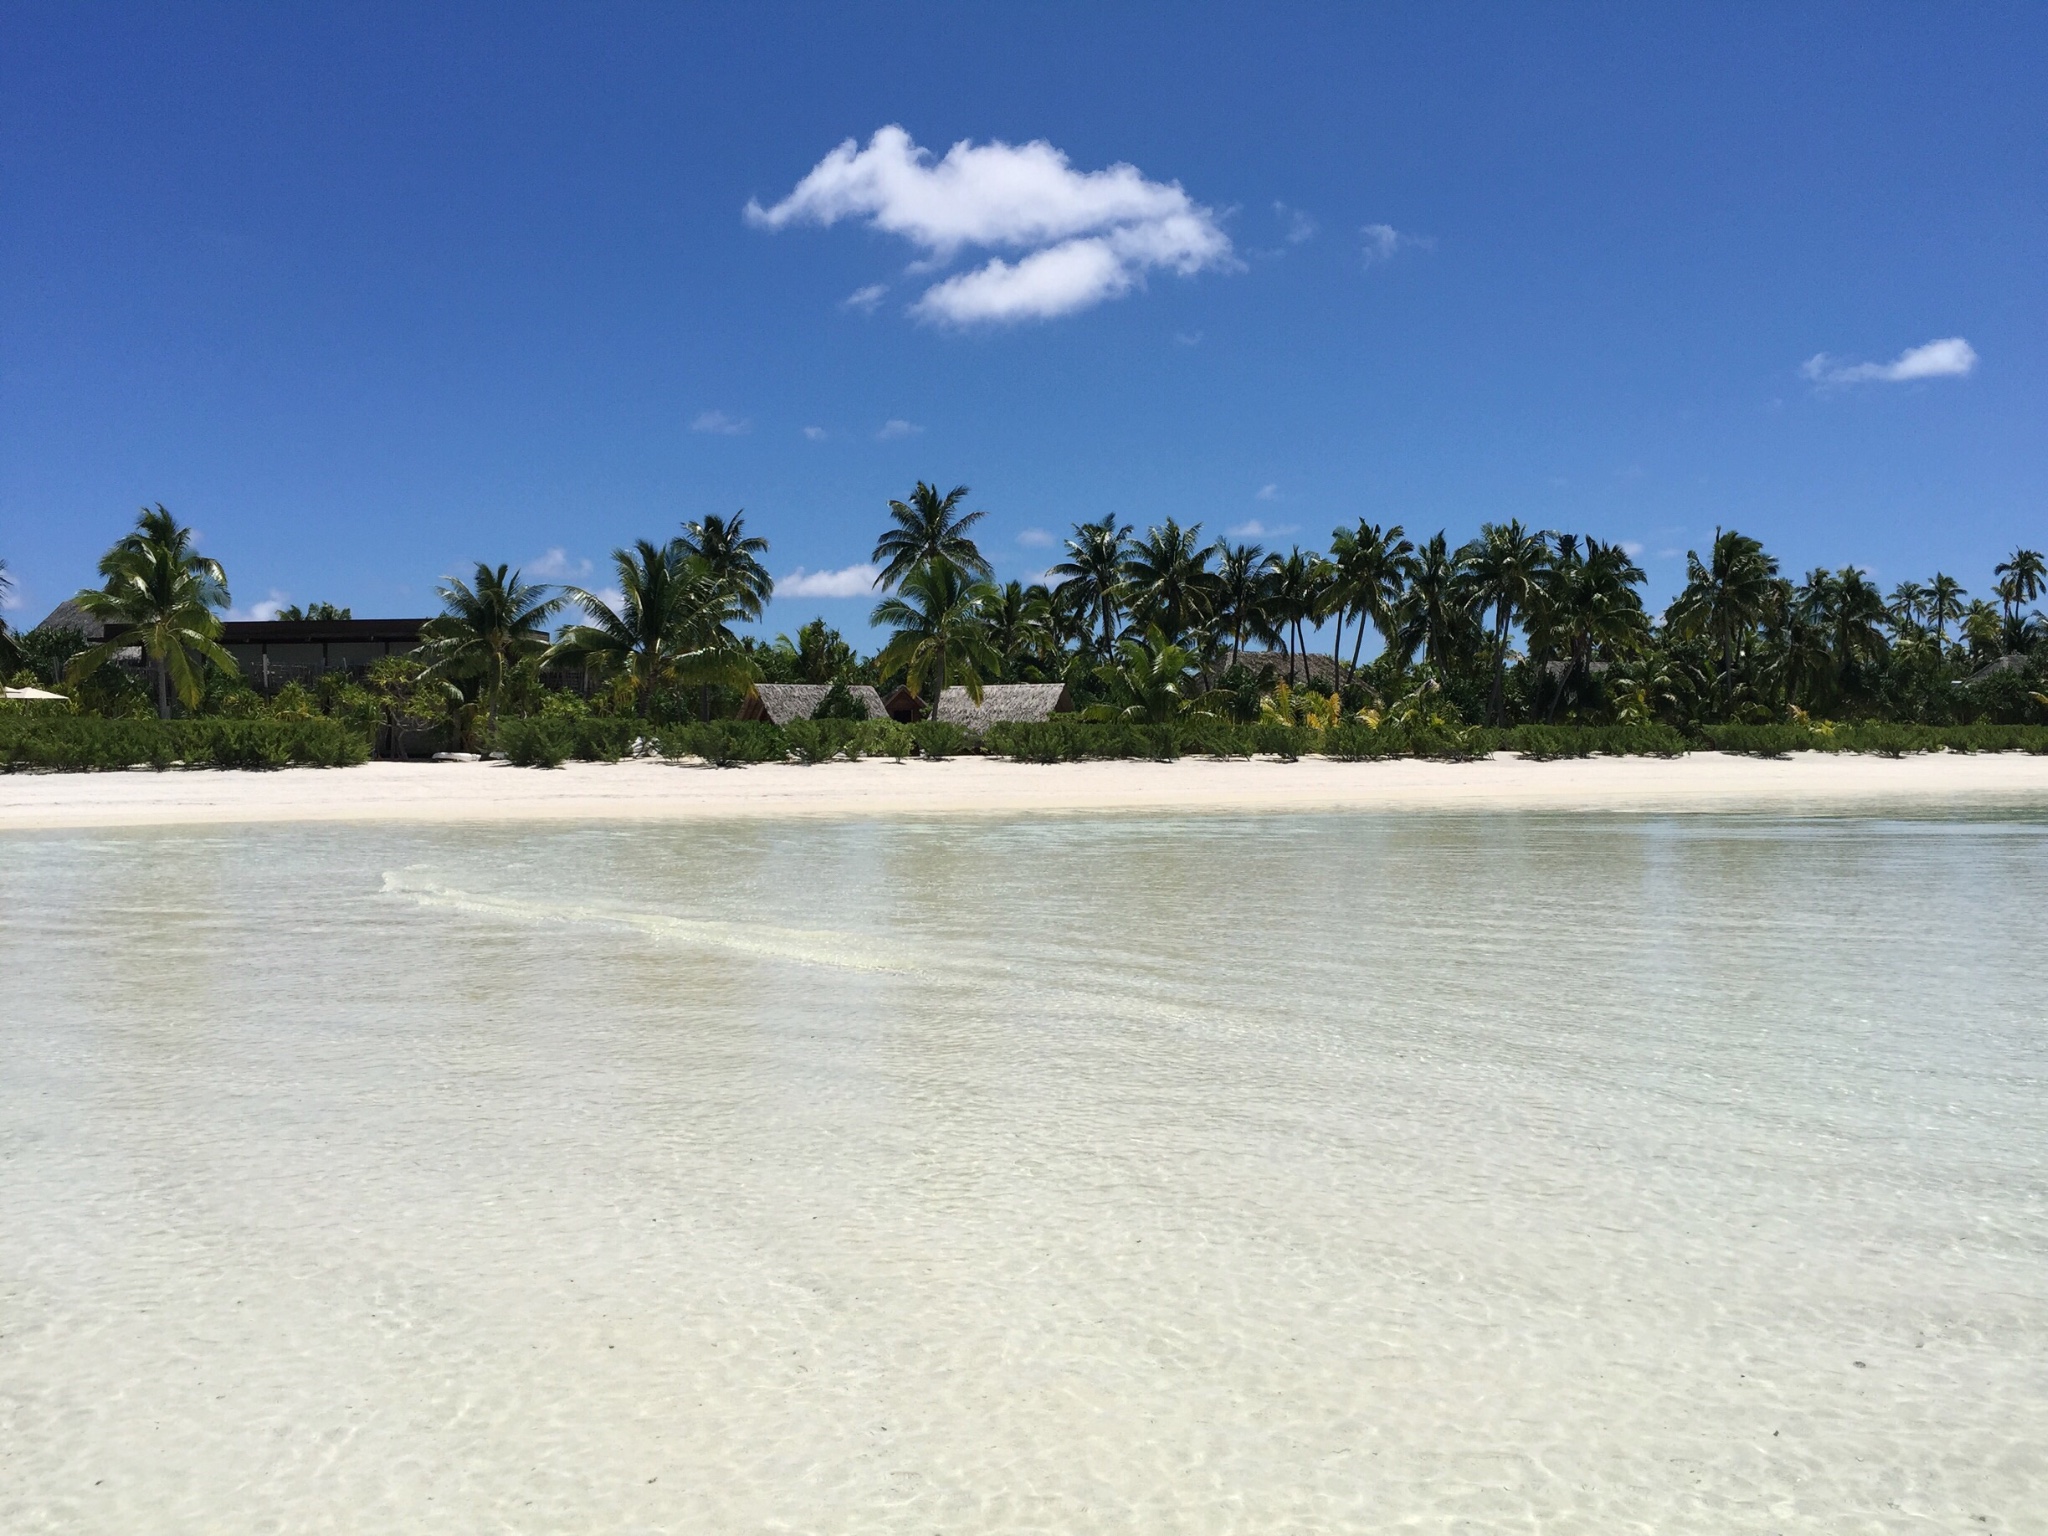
[3,812,2045,1533]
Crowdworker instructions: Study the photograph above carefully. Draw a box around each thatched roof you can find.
[922,683,1075,729]
[33,598,103,639]
[1963,653,2035,683]
[738,682,889,725]
[1222,650,1355,689]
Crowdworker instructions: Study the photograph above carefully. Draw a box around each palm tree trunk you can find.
[155,657,170,720]
[1489,609,1509,726]
[1331,610,1345,696]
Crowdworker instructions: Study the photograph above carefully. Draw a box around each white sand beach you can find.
[4,750,2047,831]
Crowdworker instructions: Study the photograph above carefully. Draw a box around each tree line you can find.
[4,491,2043,737]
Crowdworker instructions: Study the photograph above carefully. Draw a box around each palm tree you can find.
[1390,532,1467,674]
[548,541,747,717]
[1926,574,1967,653]
[1083,626,1204,723]
[1819,566,1889,703]
[870,560,1000,714]
[872,482,991,591]
[1050,516,1131,654]
[419,562,561,734]
[1328,521,1413,680]
[1993,548,2045,621]
[67,505,237,718]
[678,511,773,719]
[0,559,20,673]
[1121,518,1213,642]
[1886,580,1928,637]
[1531,536,1647,720]
[1209,541,1271,669]
[1458,519,1551,726]
[1665,528,1781,714]
[985,580,1055,679]
[1263,548,1328,685]
[1961,598,2004,662]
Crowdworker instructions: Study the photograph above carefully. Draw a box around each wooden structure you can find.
[882,682,1076,729]
[738,682,892,725]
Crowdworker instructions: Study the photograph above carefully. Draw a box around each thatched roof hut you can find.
[33,598,104,639]
[1221,649,1355,690]
[738,682,890,724]
[883,682,1075,729]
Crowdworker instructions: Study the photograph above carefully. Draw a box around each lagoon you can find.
[3,811,2045,1531]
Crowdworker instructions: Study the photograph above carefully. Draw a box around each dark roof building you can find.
[883,682,1076,729]
[738,682,892,724]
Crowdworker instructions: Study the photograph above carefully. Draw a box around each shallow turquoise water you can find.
[3,812,2045,1532]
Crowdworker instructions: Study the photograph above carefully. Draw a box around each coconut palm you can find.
[0,559,19,672]
[1458,519,1551,726]
[1262,548,1329,685]
[872,482,991,592]
[548,541,748,718]
[1207,541,1272,670]
[419,562,562,734]
[1665,528,1781,714]
[1993,548,2045,620]
[985,580,1056,679]
[67,506,237,718]
[870,560,1000,714]
[677,511,773,718]
[1050,516,1131,654]
[1884,580,1925,634]
[1390,532,1468,674]
[1530,536,1647,720]
[1926,573,1967,653]
[1328,521,1413,680]
[1084,626,1204,723]
[1121,518,1213,643]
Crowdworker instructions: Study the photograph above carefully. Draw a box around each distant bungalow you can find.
[744,681,1074,728]
[739,682,893,725]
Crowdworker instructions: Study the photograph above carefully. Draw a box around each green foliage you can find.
[909,721,970,760]
[810,678,870,720]
[651,721,788,766]
[497,716,637,767]
[784,718,868,764]
[0,716,369,771]
[859,720,915,760]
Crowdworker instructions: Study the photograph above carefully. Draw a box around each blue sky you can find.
[3,2,2043,638]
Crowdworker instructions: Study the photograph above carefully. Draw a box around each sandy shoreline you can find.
[4,751,2048,831]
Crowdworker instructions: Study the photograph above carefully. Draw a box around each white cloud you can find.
[1801,336,1978,385]
[803,425,828,441]
[747,124,1233,324]
[876,418,922,440]
[1174,330,1203,346]
[1255,483,1279,501]
[1016,527,1055,548]
[778,563,882,598]
[1621,540,1645,557]
[844,283,888,313]
[527,547,593,581]
[230,589,290,622]
[1362,222,1433,268]
[1275,201,1318,244]
[1228,518,1296,539]
[691,409,751,435]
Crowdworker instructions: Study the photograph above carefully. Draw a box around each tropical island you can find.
[3,487,2044,793]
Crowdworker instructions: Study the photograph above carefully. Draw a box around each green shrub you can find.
[910,722,970,760]
[856,720,915,760]
[1252,722,1308,761]
[784,719,867,764]
[1700,723,1812,757]
[652,721,788,766]
[500,717,571,767]
[0,717,370,771]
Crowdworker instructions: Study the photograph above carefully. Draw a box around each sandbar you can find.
[4,751,2048,831]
